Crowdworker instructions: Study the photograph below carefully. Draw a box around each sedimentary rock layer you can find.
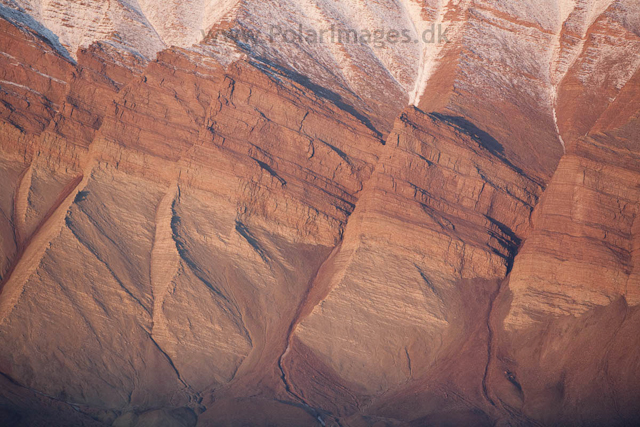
[0,1,639,425]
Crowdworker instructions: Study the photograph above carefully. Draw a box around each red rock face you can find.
[0,1,639,426]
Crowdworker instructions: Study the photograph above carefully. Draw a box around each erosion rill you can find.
[0,0,639,426]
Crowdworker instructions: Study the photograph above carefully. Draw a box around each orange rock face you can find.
[0,2,639,426]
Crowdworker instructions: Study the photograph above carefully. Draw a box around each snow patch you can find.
[137,0,240,48]
[408,0,466,106]
[0,3,73,61]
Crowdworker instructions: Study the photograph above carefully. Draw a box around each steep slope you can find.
[481,66,640,426]
[0,1,639,426]
[0,0,165,59]
[0,14,383,425]
[506,64,640,328]
[556,0,640,144]
[288,106,541,397]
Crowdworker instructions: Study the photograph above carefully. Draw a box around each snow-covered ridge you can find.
[0,0,242,59]
[137,0,240,49]
[0,3,73,61]
[408,0,469,105]
[0,0,163,59]
[1,0,638,137]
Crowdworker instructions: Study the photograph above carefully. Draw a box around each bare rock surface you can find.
[0,1,639,426]
[506,118,640,328]
[290,107,541,398]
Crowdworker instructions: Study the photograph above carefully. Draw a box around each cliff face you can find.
[0,1,639,426]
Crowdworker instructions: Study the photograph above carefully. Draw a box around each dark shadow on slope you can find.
[431,113,505,157]
[252,158,287,187]
[170,203,238,306]
[235,220,271,264]
[318,139,350,164]
[486,216,522,274]
[429,112,541,185]
[0,4,75,63]
[249,56,383,139]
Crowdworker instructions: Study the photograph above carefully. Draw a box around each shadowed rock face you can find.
[0,1,639,426]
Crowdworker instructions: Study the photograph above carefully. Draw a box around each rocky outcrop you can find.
[506,94,640,328]
[0,11,385,424]
[288,107,541,398]
[0,1,639,426]
[556,0,640,145]
[485,76,640,426]
[506,132,640,327]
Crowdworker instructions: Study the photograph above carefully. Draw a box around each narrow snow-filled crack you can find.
[552,98,567,153]
[548,0,619,153]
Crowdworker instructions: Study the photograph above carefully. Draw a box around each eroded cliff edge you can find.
[0,2,639,426]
